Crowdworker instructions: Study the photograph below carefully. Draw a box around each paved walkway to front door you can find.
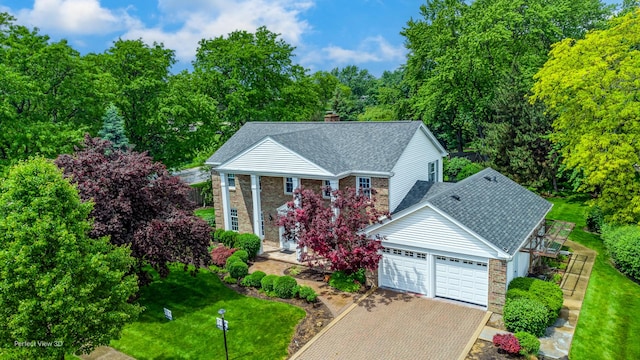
[292,289,487,360]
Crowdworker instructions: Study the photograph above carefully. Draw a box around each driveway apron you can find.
[294,289,486,360]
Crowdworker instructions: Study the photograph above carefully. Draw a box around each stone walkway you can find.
[78,346,134,360]
[477,239,596,359]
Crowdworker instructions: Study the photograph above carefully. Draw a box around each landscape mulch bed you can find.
[218,271,334,356]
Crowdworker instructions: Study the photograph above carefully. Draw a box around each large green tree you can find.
[0,158,141,359]
[96,39,176,157]
[193,26,318,141]
[0,13,107,171]
[402,0,611,187]
[531,9,640,223]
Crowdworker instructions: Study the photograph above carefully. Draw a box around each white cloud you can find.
[15,0,132,35]
[123,0,314,63]
[322,35,405,64]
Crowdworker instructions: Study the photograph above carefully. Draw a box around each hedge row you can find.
[504,277,563,336]
[213,230,261,260]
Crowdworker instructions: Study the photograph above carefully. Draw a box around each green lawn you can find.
[547,197,640,359]
[111,265,305,360]
[194,207,215,219]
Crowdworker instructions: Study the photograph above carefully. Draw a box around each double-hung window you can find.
[357,176,371,198]
[230,208,239,231]
[428,160,438,182]
[227,173,236,190]
[323,180,332,199]
[284,177,294,194]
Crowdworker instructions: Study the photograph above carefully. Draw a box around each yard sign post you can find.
[218,309,229,360]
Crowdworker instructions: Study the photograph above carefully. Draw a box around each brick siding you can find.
[488,259,507,313]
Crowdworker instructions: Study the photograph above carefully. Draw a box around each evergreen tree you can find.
[98,104,130,150]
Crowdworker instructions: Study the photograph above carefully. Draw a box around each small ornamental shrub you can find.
[243,271,266,288]
[219,230,238,247]
[232,249,249,263]
[223,275,237,284]
[297,285,318,302]
[225,254,244,269]
[235,233,261,259]
[602,225,640,282]
[228,261,249,279]
[492,333,521,355]
[515,332,540,356]
[503,298,549,337]
[329,269,365,293]
[213,228,225,242]
[274,275,298,299]
[585,205,604,233]
[506,288,535,301]
[261,275,279,292]
[529,280,564,325]
[508,277,535,291]
[210,246,237,267]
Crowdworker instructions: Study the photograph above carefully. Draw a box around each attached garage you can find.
[366,168,553,313]
[435,256,488,306]
[379,248,429,295]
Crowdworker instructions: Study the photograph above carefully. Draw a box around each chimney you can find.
[324,111,340,122]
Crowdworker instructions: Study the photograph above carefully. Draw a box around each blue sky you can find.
[0,0,622,77]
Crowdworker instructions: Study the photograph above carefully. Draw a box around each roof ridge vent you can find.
[451,194,460,201]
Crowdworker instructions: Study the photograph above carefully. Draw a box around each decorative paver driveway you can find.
[293,289,487,360]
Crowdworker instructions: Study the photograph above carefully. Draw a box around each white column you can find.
[250,174,263,254]
[219,172,231,231]
[329,179,339,219]
[291,177,301,261]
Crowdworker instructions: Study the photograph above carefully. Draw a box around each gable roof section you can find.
[430,168,551,255]
[221,137,334,177]
[384,168,552,256]
[206,121,446,175]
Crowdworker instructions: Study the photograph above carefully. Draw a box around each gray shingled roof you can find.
[393,181,455,214]
[205,121,438,174]
[395,168,552,256]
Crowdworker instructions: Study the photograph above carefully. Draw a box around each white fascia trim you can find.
[334,170,394,178]
[218,136,334,177]
[418,123,449,157]
[510,204,554,260]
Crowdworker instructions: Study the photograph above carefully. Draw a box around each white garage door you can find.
[435,256,488,306]
[379,248,429,295]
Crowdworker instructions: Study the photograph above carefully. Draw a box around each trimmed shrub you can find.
[261,275,279,292]
[492,333,521,355]
[223,275,237,284]
[515,332,540,356]
[242,271,266,288]
[507,277,535,291]
[219,230,238,247]
[506,288,535,301]
[225,255,244,269]
[529,280,564,325]
[602,225,640,282]
[236,233,261,260]
[329,269,365,293]
[232,249,249,263]
[274,275,298,299]
[503,298,549,337]
[213,228,226,242]
[297,285,318,302]
[211,246,237,267]
[228,261,249,279]
[585,205,604,233]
